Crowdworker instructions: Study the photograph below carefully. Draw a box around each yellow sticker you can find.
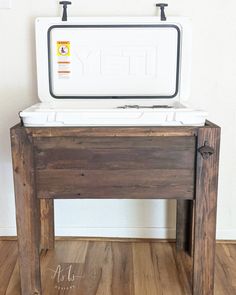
[57,41,70,56]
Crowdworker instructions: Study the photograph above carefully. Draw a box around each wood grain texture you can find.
[23,125,198,138]
[11,127,42,295]
[111,242,135,295]
[174,247,193,294]
[34,136,195,150]
[10,122,221,295]
[34,137,195,170]
[6,260,21,295]
[215,244,236,295]
[40,241,88,294]
[36,168,194,199]
[1,241,235,295]
[176,200,194,254]
[151,242,191,295]
[76,241,113,295]
[34,136,195,200]
[0,241,18,294]
[132,243,159,295]
[40,199,55,250]
[193,126,221,295]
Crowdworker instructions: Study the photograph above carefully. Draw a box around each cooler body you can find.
[20,17,207,127]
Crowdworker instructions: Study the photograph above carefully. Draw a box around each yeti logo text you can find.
[76,47,157,77]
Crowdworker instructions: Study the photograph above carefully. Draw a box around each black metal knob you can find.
[156,3,168,21]
[59,1,72,22]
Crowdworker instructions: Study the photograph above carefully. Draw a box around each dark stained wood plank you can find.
[34,137,196,171]
[34,135,196,200]
[40,199,55,250]
[36,147,193,170]
[34,136,196,149]
[10,121,221,295]
[36,169,194,199]
[25,126,198,138]
[176,200,194,254]
[205,121,220,128]
[192,126,221,295]
[10,127,42,295]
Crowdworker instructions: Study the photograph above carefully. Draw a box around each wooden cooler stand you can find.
[10,121,220,295]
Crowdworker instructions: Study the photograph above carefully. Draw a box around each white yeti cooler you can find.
[20,15,207,127]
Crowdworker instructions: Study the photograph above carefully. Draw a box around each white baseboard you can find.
[216,229,236,240]
[0,226,236,240]
[0,227,16,236]
[55,227,176,239]
[0,226,176,239]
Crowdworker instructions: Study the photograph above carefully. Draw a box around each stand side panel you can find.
[193,126,221,295]
[10,126,42,295]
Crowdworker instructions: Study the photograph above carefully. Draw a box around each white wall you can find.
[0,0,236,239]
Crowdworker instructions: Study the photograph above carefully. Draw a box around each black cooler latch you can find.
[156,3,168,21]
[59,1,72,22]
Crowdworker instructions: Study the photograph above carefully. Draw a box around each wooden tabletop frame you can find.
[10,121,220,295]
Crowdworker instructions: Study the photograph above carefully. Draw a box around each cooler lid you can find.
[36,17,191,102]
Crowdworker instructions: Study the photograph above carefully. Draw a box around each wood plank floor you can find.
[0,240,235,295]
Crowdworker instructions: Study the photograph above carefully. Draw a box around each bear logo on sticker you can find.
[57,41,70,56]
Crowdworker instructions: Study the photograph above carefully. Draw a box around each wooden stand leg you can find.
[11,128,42,295]
[40,199,55,250]
[176,200,193,254]
[192,126,220,295]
